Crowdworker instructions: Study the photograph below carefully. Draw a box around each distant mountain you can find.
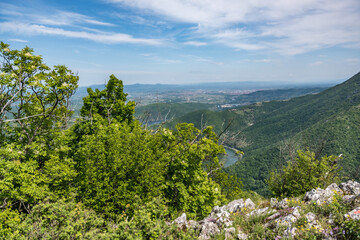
[165,72,360,196]
[76,81,335,95]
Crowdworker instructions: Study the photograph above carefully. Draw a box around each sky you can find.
[0,0,359,86]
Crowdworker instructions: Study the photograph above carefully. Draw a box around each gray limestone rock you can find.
[345,207,360,220]
[224,227,235,240]
[199,221,220,240]
[246,207,269,217]
[237,229,248,240]
[340,180,360,195]
[305,212,316,224]
[244,198,255,210]
[173,212,187,228]
[226,199,245,213]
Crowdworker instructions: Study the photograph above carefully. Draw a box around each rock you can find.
[244,198,255,210]
[270,198,278,208]
[304,184,342,204]
[199,222,220,240]
[275,207,301,228]
[277,198,289,209]
[237,229,248,240]
[247,207,269,217]
[173,213,186,225]
[187,220,198,230]
[283,226,297,238]
[304,188,323,203]
[326,183,343,194]
[323,183,343,202]
[224,227,235,240]
[209,205,232,227]
[226,199,244,213]
[305,212,316,224]
[266,212,282,221]
[339,180,360,195]
[345,207,360,220]
[292,207,301,219]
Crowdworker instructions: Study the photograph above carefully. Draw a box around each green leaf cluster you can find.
[267,150,340,197]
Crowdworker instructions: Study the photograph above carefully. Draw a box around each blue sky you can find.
[0,0,359,86]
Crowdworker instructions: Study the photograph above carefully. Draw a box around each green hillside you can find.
[135,102,216,124]
[167,72,360,195]
[227,87,327,105]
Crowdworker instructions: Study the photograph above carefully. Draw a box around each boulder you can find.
[199,221,220,240]
[305,212,316,224]
[247,207,270,217]
[283,226,297,238]
[237,229,248,240]
[244,198,255,210]
[340,180,360,195]
[275,207,301,228]
[345,207,360,220]
[277,198,289,209]
[173,213,186,226]
[209,205,232,227]
[304,183,342,204]
[224,227,235,240]
[226,199,245,213]
[270,198,278,208]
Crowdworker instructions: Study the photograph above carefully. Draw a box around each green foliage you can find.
[113,196,197,239]
[267,150,340,197]
[162,123,225,218]
[0,207,22,239]
[0,42,78,211]
[341,219,360,239]
[210,170,244,201]
[0,157,49,213]
[75,122,167,218]
[80,74,135,125]
[17,198,111,239]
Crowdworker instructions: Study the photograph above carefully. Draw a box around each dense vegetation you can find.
[0,42,245,238]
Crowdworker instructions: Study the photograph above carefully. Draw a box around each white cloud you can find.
[8,38,28,43]
[0,22,164,45]
[0,3,114,27]
[183,41,207,46]
[108,0,360,54]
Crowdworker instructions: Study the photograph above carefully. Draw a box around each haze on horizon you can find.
[0,0,359,86]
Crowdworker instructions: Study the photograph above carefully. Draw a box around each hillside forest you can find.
[0,42,359,239]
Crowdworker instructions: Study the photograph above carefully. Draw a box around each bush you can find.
[267,150,340,197]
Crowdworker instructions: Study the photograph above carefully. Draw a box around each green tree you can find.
[0,42,79,211]
[75,122,167,218]
[267,150,341,197]
[80,74,135,125]
[161,123,226,218]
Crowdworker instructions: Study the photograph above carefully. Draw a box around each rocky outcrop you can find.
[172,181,360,239]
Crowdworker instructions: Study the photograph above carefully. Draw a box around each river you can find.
[221,146,240,168]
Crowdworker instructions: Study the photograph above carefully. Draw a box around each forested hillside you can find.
[167,73,360,195]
